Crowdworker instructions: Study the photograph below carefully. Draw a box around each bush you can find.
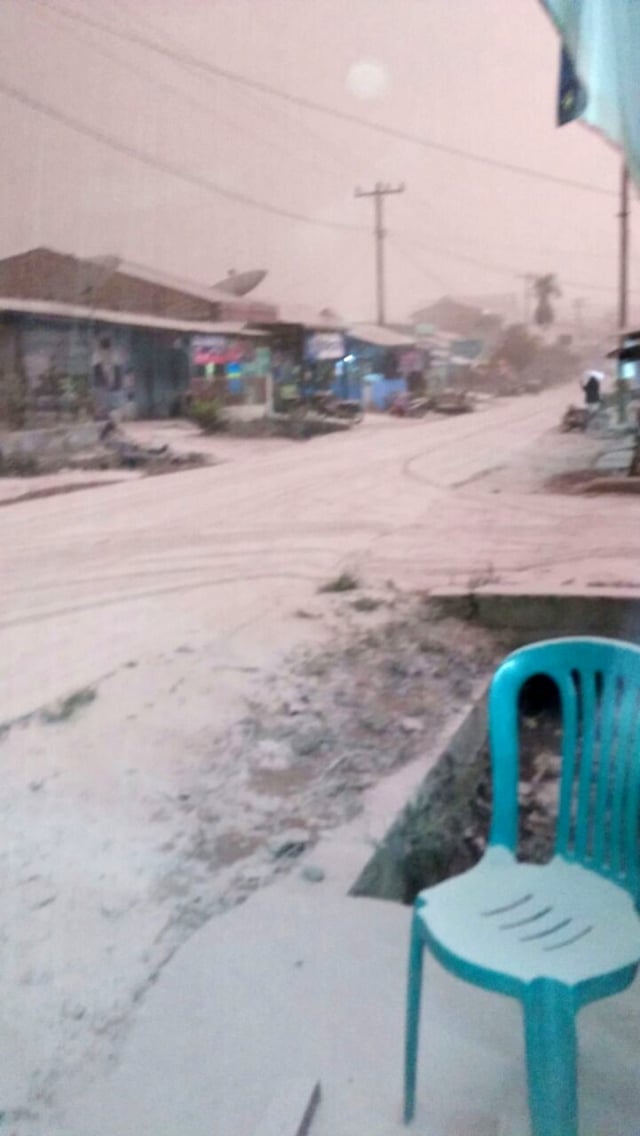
[189,398,226,433]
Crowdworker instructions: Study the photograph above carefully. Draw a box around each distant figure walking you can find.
[582,369,603,409]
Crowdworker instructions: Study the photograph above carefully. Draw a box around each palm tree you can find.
[532,273,561,328]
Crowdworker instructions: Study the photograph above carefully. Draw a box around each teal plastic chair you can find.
[404,637,640,1136]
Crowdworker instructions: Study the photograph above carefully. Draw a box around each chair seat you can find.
[417,848,640,991]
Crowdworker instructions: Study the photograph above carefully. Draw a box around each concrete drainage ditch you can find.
[350,690,489,904]
[350,591,635,907]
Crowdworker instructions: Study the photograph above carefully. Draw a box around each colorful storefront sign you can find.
[305,332,346,362]
[191,335,252,367]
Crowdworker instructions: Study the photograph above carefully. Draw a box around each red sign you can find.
[192,335,249,366]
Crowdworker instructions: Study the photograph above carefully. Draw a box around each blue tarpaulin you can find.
[363,375,406,411]
[542,1,640,186]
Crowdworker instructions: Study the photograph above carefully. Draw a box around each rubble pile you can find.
[463,715,561,870]
[0,419,211,478]
[167,599,507,921]
[353,679,562,904]
[82,420,210,473]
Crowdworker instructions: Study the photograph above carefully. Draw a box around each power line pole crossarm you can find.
[355,181,405,325]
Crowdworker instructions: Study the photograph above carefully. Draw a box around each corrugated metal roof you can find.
[0,298,263,336]
[0,248,278,321]
[87,256,243,306]
[348,324,416,348]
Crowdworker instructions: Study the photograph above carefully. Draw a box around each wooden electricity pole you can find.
[617,163,631,428]
[618,162,630,333]
[355,181,405,325]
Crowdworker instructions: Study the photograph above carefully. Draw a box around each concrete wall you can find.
[0,314,194,421]
[0,422,101,459]
[350,591,640,905]
[350,692,489,904]
[435,592,640,643]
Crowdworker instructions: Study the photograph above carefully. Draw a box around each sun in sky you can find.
[346,59,390,101]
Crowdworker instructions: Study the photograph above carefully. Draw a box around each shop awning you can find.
[0,297,263,337]
[606,331,640,361]
[348,324,416,349]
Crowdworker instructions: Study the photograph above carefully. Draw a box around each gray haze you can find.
[0,0,631,323]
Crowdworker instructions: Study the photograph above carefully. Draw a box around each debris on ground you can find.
[175,597,509,916]
[0,418,211,479]
[96,419,209,474]
[317,572,360,594]
[40,686,97,725]
[462,707,561,871]
[356,689,563,905]
[224,412,352,441]
[350,596,382,612]
[560,405,591,432]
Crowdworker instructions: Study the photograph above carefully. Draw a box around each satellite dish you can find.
[212,269,267,297]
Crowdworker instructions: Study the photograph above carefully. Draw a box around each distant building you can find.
[0,247,275,421]
[411,296,503,339]
[456,293,519,323]
[410,296,506,382]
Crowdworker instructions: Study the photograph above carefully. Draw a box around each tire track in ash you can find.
[355,396,579,581]
[0,390,576,631]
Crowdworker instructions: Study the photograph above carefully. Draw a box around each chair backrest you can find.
[488,636,640,900]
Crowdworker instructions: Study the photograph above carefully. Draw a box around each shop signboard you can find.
[192,335,250,366]
[305,332,345,362]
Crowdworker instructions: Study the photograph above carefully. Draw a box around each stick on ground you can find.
[251,1078,322,1136]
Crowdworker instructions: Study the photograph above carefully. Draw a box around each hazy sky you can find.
[0,0,633,323]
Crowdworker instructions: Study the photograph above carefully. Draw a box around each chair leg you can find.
[523,980,578,1136]
[403,909,424,1124]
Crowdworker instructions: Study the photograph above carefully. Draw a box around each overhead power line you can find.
[403,188,623,262]
[21,0,618,198]
[0,75,364,233]
[396,231,640,296]
[17,0,373,185]
[388,235,450,292]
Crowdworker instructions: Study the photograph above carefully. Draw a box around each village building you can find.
[0,248,276,422]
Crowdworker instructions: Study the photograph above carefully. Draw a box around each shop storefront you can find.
[255,320,347,411]
[345,325,418,409]
[190,333,270,405]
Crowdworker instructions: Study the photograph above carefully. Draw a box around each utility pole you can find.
[616,162,630,424]
[355,181,405,325]
[618,162,630,333]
